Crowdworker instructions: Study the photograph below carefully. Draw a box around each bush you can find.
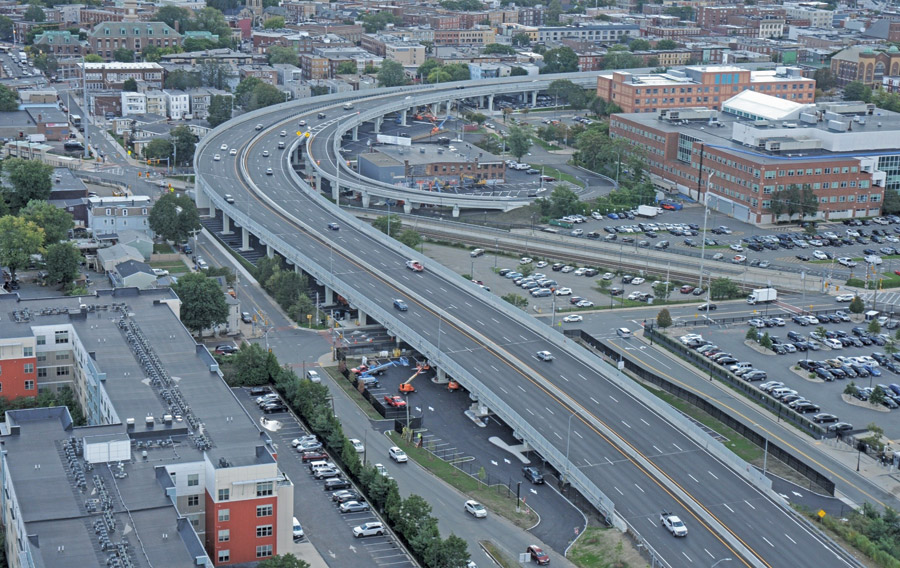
[656,308,673,328]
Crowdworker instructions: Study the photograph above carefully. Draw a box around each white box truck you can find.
[637,205,658,218]
[747,288,777,305]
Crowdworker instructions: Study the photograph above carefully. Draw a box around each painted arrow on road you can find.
[491,460,498,466]
[349,545,356,553]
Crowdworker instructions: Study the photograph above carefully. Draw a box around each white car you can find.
[602,272,614,280]
[464,500,487,518]
[299,120,307,127]
[266,167,273,175]
[562,314,583,323]
[813,250,829,260]
[535,350,554,361]
[865,255,883,265]
[555,287,572,296]
[213,154,221,161]
[388,446,408,463]
[576,300,594,307]
[535,261,548,268]
[349,438,364,453]
[262,150,270,157]
[151,268,169,277]
[837,257,857,267]
[561,265,575,273]
[729,244,743,252]
[280,130,287,137]
[836,293,856,302]
[220,143,228,151]
[352,522,384,538]
[631,277,645,285]
[519,257,533,265]
[229,148,237,156]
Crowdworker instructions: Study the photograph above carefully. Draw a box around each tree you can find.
[395,494,434,541]
[45,242,81,285]
[171,125,198,166]
[3,159,54,212]
[267,45,298,65]
[84,54,103,63]
[604,50,642,70]
[868,318,882,335]
[0,16,14,41]
[502,293,528,308]
[760,332,772,350]
[360,11,399,33]
[652,281,671,300]
[656,39,677,50]
[21,200,73,245]
[539,186,581,217]
[372,214,401,238]
[746,327,759,341]
[235,76,262,107]
[511,32,531,47]
[207,95,233,128]
[143,138,174,161]
[258,554,310,568]
[506,125,531,160]
[191,8,234,48]
[541,47,578,73]
[165,69,201,90]
[182,37,217,52]
[149,193,201,243]
[629,38,651,51]
[398,229,422,249]
[427,68,452,84]
[656,308,673,328]
[511,66,528,76]
[263,16,285,29]
[546,0,563,24]
[24,4,45,22]
[843,381,858,396]
[710,277,740,300]
[155,5,192,30]
[172,272,229,336]
[113,48,134,62]
[849,295,864,314]
[336,60,358,74]
[377,60,408,87]
[199,60,233,89]
[417,59,442,80]
[229,342,280,386]
[0,84,18,111]
[483,43,516,55]
[122,78,138,92]
[424,534,470,568]
[870,386,886,406]
[247,82,286,111]
[844,80,872,103]
[0,215,44,279]
[813,67,834,91]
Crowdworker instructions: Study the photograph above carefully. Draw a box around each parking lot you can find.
[667,311,900,440]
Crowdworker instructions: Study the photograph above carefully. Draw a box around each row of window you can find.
[36,366,71,378]
[215,547,272,562]
[217,525,273,542]
[97,208,148,216]
[0,380,35,393]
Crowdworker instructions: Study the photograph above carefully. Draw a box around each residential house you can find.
[110,259,157,289]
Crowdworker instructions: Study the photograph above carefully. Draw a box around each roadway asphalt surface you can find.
[197,90,858,567]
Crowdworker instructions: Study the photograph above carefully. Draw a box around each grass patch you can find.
[847,274,900,289]
[569,526,649,568]
[149,261,190,273]
[390,433,538,530]
[322,366,384,421]
[153,242,174,254]
[107,129,124,148]
[530,137,562,151]
[532,165,583,187]
[480,541,519,568]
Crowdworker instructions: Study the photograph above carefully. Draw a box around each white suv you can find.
[352,522,385,538]
[388,447,408,463]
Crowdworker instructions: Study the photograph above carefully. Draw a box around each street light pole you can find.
[754,423,768,476]
[698,171,713,289]
[564,412,575,483]
[81,55,90,160]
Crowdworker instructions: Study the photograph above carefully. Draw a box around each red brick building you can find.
[0,335,38,399]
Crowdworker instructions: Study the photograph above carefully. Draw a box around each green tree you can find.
[0,84,19,111]
[267,270,308,310]
[289,294,315,325]
[506,125,531,159]
[310,85,329,97]
[21,200,73,245]
[656,308,673,328]
[207,95,233,128]
[258,554,310,568]
[372,214,401,238]
[396,494,433,541]
[0,215,44,279]
[813,67,834,91]
[511,32,531,47]
[199,60,233,89]
[398,229,422,249]
[148,193,200,243]
[546,0,563,23]
[870,386,886,406]
[143,138,174,161]
[652,281,671,300]
[164,69,201,90]
[113,47,134,62]
[843,381,858,396]
[502,293,528,308]
[444,63,471,81]
[483,43,516,55]
[746,327,759,341]
[360,11,399,33]
[247,82,286,111]
[541,47,578,73]
[190,8,234,47]
[155,5,192,30]
[267,45,298,65]
[427,68,452,84]
[760,332,773,350]
[510,66,528,76]
[868,319,882,335]
[32,51,58,76]
[3,159,54,212]
[849,295,864,314]
[604,50,642,70]
[417,59,442,80]
[0,16,14,41]
[263,16,285,29]
[710,277,740,300]
[172,272,229,336]
[336,60,358,74]
[254,256,283,287]
[182,37,218,52]
[84,54,103,63]
[24,4,45,22]
[844,80,872,102]
[539,186,581,217]
[629,38,651,51]
[171,125,198,166]
[424,534,470,568]
[234,76,262,107]
[228,342,281,385]
[122,77,138,92]
[45,242,81,285]
[656,39,677,50]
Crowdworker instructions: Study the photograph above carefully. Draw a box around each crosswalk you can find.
[855,290,900,310]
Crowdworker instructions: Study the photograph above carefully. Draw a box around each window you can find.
[218,509,230,522]
[218,529,230,542]
[24,364,33,374]
[55,331,69,344]
[218,551,230,563]
[187,474,199,487]
[257,504,273,517]
[256,525,273,537]
[256,482,273,497]
[123,209,128,216]
[188,495,199,507]
[105,208,111,216]
[23,347,33,357]
[218,488,230,501]
[37,336,46,346]
[38,368,47,378]
[56,353,69,361]
[56,367,69,376]
[256,545,273,559]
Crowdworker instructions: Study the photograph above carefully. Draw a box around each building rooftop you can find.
[79,62,164,71]
[375,140,503,167]
[723,89,809,121]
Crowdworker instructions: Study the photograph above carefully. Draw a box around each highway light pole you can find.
[563,411,575,484]
[698,170,713,289]
[753,424,768,476]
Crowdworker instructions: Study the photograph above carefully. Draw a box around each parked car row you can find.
[757,381,828,420]
[497,267,594,305]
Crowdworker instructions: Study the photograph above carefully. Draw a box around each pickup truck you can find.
[660,511,688,537]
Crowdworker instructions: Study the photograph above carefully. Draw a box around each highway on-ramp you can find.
[196,86,859,568]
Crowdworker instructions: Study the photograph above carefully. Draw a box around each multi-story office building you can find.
[597,65,816,114]
[0,290,295,567]
[89,21,182,61]
[609,91,897,225]
[78,62,164,91]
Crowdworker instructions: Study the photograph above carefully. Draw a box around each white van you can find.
[292,517,304,540]
[616,328,632,338]
[343,102,354,110]
[824,338,843,349]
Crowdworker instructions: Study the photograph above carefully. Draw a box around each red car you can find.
[300,450,328,462]
[894,270,900,277]
[526,545,550,565]
[406,260,424,272]
[679,285,695,294]
[384,395,407,408]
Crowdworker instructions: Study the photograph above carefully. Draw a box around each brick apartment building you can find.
[78,62,164,91]
[0,334,38,399]
[597,65,815,114]
[89,21,182,61]
[830,45,900,87]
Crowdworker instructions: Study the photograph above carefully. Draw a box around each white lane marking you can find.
[762,537,774,547]
[517,385,526,392]
[526,408,534,416]
[520,334,528,340]
[499,386,508,394]
[673,443,683,452]
[681,552,693,563]
[491,317,500,324]
[745,500,756,510]
[554,432,562,440]
[615,487,624,496]
[688,474,699,483]
[708,471,719,480]
[640,418,650,426]
[578,373,588,381]
[653,445,662,453]
[785,534,797,544]
[560,374,569,382]
[490,365,499,372]
[476,320,484,326]
[723,503,734,513]
[590,397,600,404]
[609,395,618,403]
[545,407,554,415]
[634,483,644,493]
[574,430,583,439]
[502,336,511,342]
[622,421,631,428]
[439,287,448,293]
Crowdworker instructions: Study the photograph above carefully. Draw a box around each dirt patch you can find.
[743,339,773,355]
[568,525,649,568]
[790,366,824,383]
[841,393,890,412]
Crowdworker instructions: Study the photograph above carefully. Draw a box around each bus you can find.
[70,115,83,131]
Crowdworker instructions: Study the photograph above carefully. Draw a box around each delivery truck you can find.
[747,288,777,305]
[636,205,658,218]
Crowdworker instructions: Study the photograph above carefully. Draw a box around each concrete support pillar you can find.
[222,213,232,235]
[532,90,538,106]
[266,244,274,259]
[294,264,302,274]
[315,173,321,191]
[446,100,453,115]
[323,286,334,305]
[434,368,448,384]
[361,192,370,208]
[374,116,383,133]
[356,309,366,326]
[195,188,210,210]
[488,95,494,113]
[332,177,340,201]
[432,102,439,115]
[352,125,358,141]
[452,205,460,218]
[209,204,217,219]
[241,227,251,251]
[403,201,413,214]
[401,109,408,127]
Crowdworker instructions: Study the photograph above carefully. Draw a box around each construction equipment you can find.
[399,363,429,393]
[357,360,397,378]
[431,115,450,135]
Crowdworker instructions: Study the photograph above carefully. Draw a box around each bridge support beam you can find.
[401,109,408,127]
[433,368,448,384]
[222,213,232,235]
[315,172,322,191]
[373,116,383,133]
[323,286,334,305]
[488,95,494,113]
[403,201,413,214]
[195,187,210,211]
[452,204,460,218]
[356,309,367,326]
[352,125,358,141]
[332,178,340,201]
[532,90,538,106]
[266,244,274,259]
[361,192,370,208]
[240,227,251,251]
[209,204,217,219]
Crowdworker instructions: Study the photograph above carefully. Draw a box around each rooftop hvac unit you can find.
[799,112,817,124]
[827,119,849,132]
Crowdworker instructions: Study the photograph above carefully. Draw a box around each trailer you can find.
[636,205,658,218]
[747,288,777,305]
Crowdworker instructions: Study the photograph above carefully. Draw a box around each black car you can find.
[332,489,364,502]
[813,413,838,423]
[324,478,352,491]
[551,263,564,271]
[263,402,288,413]
[815,367,835,381]
[796,254,811,261]
[249,386,271,396]
[523,466,545,484]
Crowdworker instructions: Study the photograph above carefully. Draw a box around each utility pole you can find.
[81,55,90,160]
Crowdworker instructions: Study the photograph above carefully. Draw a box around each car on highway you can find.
[406,260,424,272]
[389,447,408,462]
[352,522,384,538]
[220,143,228,151]
[465,500,487,518]
[562,314,583,323]
[698,303,717,310]
[384,395,406,407]
[523,466,544,484]
[255,123,263,130]
[229,148,237,156]
[224,194,235,204]
[262,150,270,157]
[340,500,371,513]
[349,439,365,453]
[660,512,688,537]
[213,154,221,161]
[526,545,550,565]
[836,294,856,302]
[535,351,554,362]
[327,222,340,230]
[393,299,408,311]
[280,130,287,137]
[266,167,273,175]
